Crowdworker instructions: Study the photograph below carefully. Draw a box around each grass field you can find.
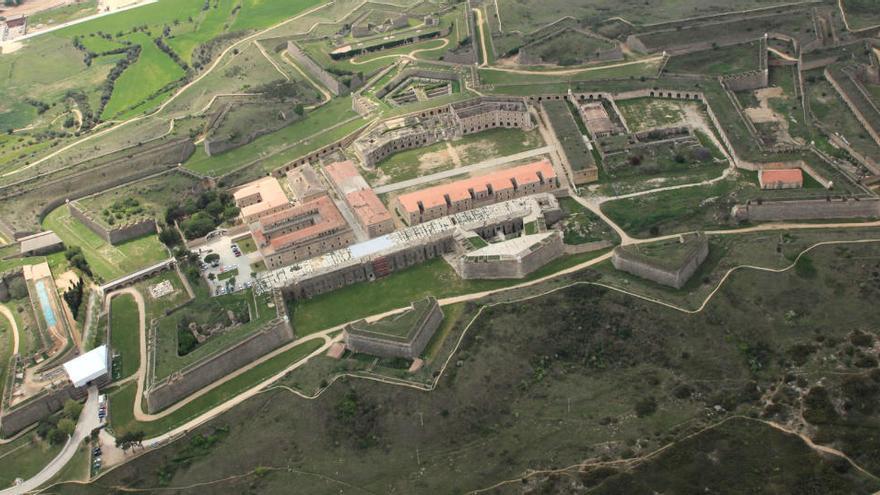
[616,98,689,132]
[665,41,762,76]
[78,171,200,229]
[478,58,661,87]
[101,32,186,120]
[109,293,140,380]
[109,338,324,438]
[183,97,362,177]
[27,0,98,29]
[66,237,880,493]
[290,249,611,335]
[0,434,63,486]
[42,206,169,283]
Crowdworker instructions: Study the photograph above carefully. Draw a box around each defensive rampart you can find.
[286,41,348,96]
[612,234,709,289]
[0,384,84,437]
[68,201,157,246]
[457,232,564,279]
[144,290,293,413]
[344,298,444,359]
[732,198,880,222]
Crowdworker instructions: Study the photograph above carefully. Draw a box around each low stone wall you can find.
[612,236,709,289]
[733,198,880,222]
[145,294,293,413]
[68,202,157,246]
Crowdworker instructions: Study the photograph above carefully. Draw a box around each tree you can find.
[115,430,146,451]
[63,399,83,419]
[159,227,182,247]
[63,279,85,319]
[49,428,68,445]
[635,396,657,417]
[204,253,220,264]
[7,277,27,300]
[57,418,76,437]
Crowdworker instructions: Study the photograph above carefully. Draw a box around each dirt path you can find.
[253,40,289,82]
[281,51,332,104]
[348,37,449,66]
[473,8,489,67]
[0,303,19,355]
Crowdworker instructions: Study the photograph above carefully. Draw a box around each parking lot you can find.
[196,234,263,296]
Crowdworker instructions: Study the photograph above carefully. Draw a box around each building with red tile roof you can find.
[393,160,559,225]
[759,168,803,190]
[254,195,354,269]
[324,160,394,238]
[233,177,291,223]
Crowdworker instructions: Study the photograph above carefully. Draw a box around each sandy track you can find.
[0,303,19,355]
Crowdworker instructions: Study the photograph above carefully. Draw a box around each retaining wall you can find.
[733,198,880,221]
[344,299,443,359]
[287,41,348,96]
[458,232,564,279]
[145,294,293,413]
[612,236,709,289]
[68,202,157,246]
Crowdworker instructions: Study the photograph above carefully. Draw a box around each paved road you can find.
[0,387,99,495]
[373,146,553,194]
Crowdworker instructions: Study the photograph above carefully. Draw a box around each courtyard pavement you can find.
[197,234,263,296]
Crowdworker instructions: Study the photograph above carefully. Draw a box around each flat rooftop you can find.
[63,345,109,388]
[234,177,290,219]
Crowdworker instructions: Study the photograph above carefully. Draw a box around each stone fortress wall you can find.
[0,383,86,437]
[354,96,534,167]
[67,201,157,246]
[612,234,709,289]
[144,289,293,413]
[287,41,349,96]
[456,231,564,279]
[344,297,444,359]
[733,198,880,222]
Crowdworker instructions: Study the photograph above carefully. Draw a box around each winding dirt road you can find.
[0,303,20,355]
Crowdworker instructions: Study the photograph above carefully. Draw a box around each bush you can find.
[634,396,657,417]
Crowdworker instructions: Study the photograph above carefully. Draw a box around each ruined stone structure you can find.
[145,290,293,413]
[258,194,563,299]
[344,297,443,359]
[720,36,769,92]
[354,96,533,167]
[287,41,349,96]
[68,201,158,246]
[732,198,880,222]
[612,233,709,289]
[455,231,564,279]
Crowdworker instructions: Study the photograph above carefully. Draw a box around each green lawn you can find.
[0,434,63,486]
[28,0,98,28]
[42,206,169,283]
[101,32,186,120]
[478,58,662,86]
[665,41,762,76]
[235,237,257,255]
[291,250,611,335]
[183,97,363,177]
[110,293,141,380]
[109,338,324,437]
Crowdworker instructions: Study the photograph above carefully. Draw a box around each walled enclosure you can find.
[68,201,158,246]
[144,290,293,413]
[612,234,709,289]
[344,297,444,359]
[456,231,565,279]
[732,198,880,222]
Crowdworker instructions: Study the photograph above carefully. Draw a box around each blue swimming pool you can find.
[34,280,58,327]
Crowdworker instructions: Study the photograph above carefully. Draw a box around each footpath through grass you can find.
[109,293,140,380]
[108,338,324,438]
[291,250,611,335]
[0,433,63,486]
